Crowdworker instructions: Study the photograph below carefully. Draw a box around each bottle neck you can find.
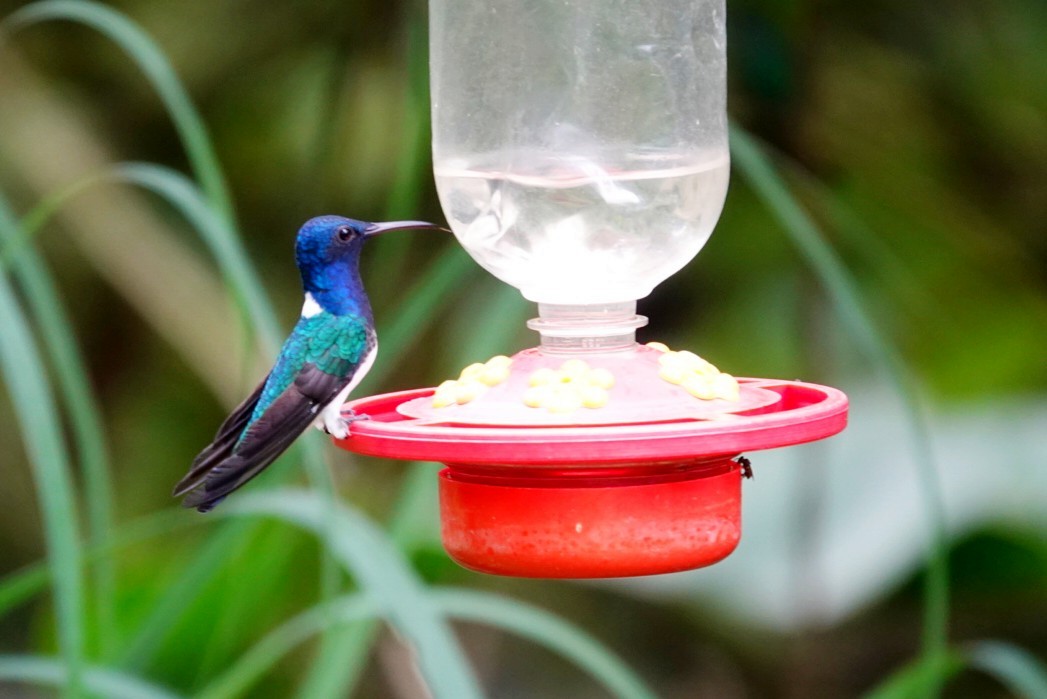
[527,302,647,354]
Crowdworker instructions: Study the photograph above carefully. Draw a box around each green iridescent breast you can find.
[246,311,372,429]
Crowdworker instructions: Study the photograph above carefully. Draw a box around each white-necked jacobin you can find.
[173,215,442,512]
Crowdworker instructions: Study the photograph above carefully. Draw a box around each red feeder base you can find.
[334,347,847,579]
[439,460,741,577]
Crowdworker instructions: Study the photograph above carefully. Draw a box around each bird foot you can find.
[343,409,372,423]
[319,409,370,439]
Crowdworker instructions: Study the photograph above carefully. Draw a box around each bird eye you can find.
[336,225,353,241]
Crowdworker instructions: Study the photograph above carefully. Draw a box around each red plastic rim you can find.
[334,378,847,466]
[439,460,742,578]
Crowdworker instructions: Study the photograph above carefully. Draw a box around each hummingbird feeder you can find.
[334,0,848,578]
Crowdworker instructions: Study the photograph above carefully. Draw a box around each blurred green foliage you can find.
[0,0,1045,697]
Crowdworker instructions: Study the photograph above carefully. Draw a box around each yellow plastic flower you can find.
[433,355,515,407]
[650,343,739,402]
[523,360,615,412]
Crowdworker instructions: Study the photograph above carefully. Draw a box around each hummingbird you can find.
[173,215,442,512]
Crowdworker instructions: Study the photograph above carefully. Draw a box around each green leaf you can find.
[432,588,660,699]
[966,640,1047,699]
[0,655,183,699]
[0,565,49,621]
[195,594,382,699]
[360,243,475,392]
[730,124,951,684]
[107,162,281,351]
[2,0,235,227]
[862,652,964,699]
[0,195,85,696]
[224,490,484,699]
[0,508,199,620]
[0,190,115,658]
[118,521,254,672]
[198,588,661,699]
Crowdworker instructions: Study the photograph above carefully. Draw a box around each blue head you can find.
[295,215,441,316]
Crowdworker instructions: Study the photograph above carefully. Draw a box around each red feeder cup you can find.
[334,342,847,578]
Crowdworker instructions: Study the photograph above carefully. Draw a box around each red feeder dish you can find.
[334,344,848,578]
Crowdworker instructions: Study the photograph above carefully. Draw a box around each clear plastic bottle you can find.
[430,0,728,341]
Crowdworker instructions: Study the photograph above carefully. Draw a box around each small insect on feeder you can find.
[334,0,847,578]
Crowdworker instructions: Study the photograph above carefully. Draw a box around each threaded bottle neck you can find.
[526,301,647,353]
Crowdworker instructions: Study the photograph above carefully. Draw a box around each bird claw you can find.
[319,409,371,439]
[343,409,371,424]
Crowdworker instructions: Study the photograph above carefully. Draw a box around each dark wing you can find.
[172,377,269,497]
[178,363,352,512]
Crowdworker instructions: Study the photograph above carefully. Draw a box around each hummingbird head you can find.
[294,215,444,315]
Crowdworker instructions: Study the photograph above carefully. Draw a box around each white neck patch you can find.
[301,292,322,318]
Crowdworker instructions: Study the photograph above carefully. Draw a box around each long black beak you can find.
[363,220,450,238]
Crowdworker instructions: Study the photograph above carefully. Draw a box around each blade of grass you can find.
[296,8,441,694]
[0,566,49,620]
[385,2,432,220]
[300,460,443,699]
[369,2,436,304]
[359,244,474,392]
[0,655,183,699]
[0,504,195,619]
[386,463,441,546]
[776,157,941,320]
[0,508,197,620]
[105,162,280,350]
[0,173,104,270]
[198,587,660,699]
[437,275,530,373]
[4,10,351,681]
[1,163,276,354]
[5,10,474,686]
[195,594,382,699]
[13,163,474,686]
[432,588,660,699]
[0,56,246,405]
[730,124,950,690]
[0,194,85,697]
[319,262,524,699]
[862,652,964,699]
[4,502,661,699]
[118,520,254,671]
[0,164,337,673]
[2,0,285,440]
[225,490,483,699]
[1,163,350,678]
[2,0,235,227]
[291,437,357,699]
[865,642,1047,699]
[360,0,476,390]
[0,510,317,690]
[295,243,480,697]
[22,164,344,677]
[965,641,1047,699]
[0,193,115,659]
[189,521,306,687]
[315,257,515,698]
